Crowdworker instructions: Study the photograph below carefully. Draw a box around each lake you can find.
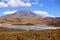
[0,25,60,31]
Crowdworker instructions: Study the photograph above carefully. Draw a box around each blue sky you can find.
[0,0,60,17]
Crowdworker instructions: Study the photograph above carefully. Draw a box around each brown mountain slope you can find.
[47,17,60,27]
[0,10,41,24]
[0,10,41,19]
[0,10,60,27]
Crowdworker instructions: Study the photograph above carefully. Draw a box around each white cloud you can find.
[0,2,8,7]
[5,0,31,7]
[3,11,17,15]
[25,2,31,6]
[0,0,31,7]
[33,11,55,17]
[32,2,44,6]
[32,2,39,4]
[7,0,24,7]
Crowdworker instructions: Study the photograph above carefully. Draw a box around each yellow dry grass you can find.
[0,29,60,40]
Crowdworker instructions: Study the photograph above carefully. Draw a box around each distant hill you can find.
[47,17,60,27]
[0,10,60,27]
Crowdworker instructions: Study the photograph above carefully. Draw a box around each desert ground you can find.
[0,25,60,40]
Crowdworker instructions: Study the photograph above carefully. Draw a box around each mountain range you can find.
[0,10,60,27]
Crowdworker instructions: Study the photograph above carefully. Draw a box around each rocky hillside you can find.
[0,10,41,24]
[47,17,60,27]
[0,10,41,19]
[0,10,60,27]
